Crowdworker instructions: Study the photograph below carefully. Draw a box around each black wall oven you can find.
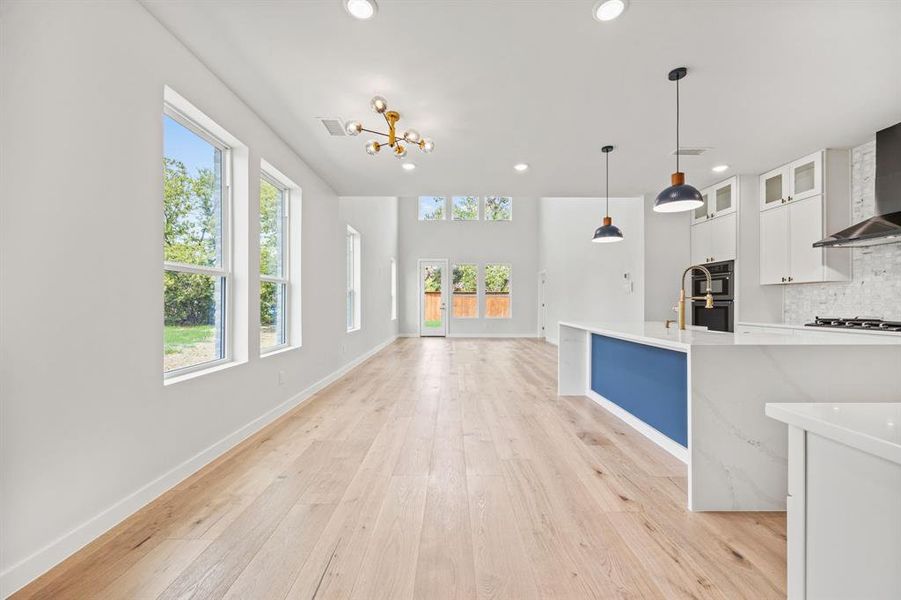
[691,260,734,332]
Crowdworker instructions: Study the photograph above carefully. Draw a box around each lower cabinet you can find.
[786,426,901,599]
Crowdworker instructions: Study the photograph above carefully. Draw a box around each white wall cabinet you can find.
[758,149,851,285]
[759,151,823,211]
[691,176,737,265]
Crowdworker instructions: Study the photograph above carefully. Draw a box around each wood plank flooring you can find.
[13,338,786,599]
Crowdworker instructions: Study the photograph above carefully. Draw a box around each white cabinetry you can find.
[758,150,851,285]
[691,176,737,265]
[767,403,901,600]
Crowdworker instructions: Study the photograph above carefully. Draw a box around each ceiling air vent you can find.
[320,118,346,136]
[672,147,710,156]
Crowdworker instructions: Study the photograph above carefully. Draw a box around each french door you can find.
[418,259,448,337]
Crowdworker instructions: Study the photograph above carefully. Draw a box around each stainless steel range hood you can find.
[815,122,901,248]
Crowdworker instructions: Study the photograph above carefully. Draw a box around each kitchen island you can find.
[558,321,901,511]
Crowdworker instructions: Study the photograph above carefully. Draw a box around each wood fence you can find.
[424,291,510,321]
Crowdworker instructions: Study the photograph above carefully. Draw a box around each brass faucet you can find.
[677,264,715,330]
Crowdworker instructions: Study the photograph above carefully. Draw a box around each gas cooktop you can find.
[805,317,901,332]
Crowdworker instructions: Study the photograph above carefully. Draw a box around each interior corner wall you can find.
[0,2,397,595]
[397,196,539,337]
[339,196,400,357]
[643,194,691,322]
[538,197,645,345]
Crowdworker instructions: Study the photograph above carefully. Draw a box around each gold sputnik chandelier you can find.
[344,96,434,159]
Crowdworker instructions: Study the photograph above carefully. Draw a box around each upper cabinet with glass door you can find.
[760,150,823,211]
[692,176,737,224]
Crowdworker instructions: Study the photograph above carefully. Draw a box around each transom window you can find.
[452,196,479,220]
[484,263,512,318]
[259,172,289,352]
[418,196,446,220]
[452,264,478,318]
[485,196,513,221]
[163,107,230,375]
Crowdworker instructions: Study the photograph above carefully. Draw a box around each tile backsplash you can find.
[783,140,901,323]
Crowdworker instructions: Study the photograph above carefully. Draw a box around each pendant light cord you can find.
[676,76,682,174]
[605,150,610,218]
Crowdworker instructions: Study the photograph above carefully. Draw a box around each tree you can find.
[453,264,477,292]
[453,196,478,220]
[163,157,219,325]
[485,196,511,221]
[259,179,282,326]
[484,264,510,293]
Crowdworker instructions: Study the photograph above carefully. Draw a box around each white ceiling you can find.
[142,0,901,198]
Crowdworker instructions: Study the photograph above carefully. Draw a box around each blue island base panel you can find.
[590,334,688,447]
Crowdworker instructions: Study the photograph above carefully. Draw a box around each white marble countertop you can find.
[766,403,901,466]
[739,321,901,337]
[560,321,901,352]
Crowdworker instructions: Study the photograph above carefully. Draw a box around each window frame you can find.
[418,195,447,221]
[346,225,362,332]
[484,196,513,221]
[163,103,234,379]
[451,263,479,319]
[483,263,512,320]
[259,170,290,355]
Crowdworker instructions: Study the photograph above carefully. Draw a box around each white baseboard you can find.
[399,332,539,339]
[0,335,399,599]
[586,390,688,464]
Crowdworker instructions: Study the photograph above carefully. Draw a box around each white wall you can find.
[643,195,691,322]
[538,198,645,344]
[339,196,399,356]
[397,196,539,336]
[0,2,397,595]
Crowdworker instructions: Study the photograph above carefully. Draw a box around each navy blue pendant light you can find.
[654,67,704,213]
[592,145,624,243]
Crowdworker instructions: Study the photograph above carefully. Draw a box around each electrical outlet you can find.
[278,370,285,385]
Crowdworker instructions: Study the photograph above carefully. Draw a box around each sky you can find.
[164,114,217,175]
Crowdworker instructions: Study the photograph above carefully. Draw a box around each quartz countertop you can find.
[738,321,901,337]
[560,321,901,352]
[766,403,901,466]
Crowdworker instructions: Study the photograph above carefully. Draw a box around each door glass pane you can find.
[484,264,511,318]
[163,115,223,267]
[794,161,816,196]
[715,184,732,212]
[765,173,783,204]
[260,281,286,350]
[164,271,225,372]
[694,193,709,219]
[423,265,442,328]
[452,264,477,318]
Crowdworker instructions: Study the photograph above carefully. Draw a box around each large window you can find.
[484,264,511,319]
[485,196,513,221]
[452,196,479,220]
[452,264,478,318]
[163,108,230,375]
[390,258,397,321]
[260,173,289,353]
[418,196,446,220]
[346,225,361,331]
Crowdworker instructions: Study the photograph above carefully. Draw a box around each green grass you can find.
[164,324,214,354]
[424,320,442,328]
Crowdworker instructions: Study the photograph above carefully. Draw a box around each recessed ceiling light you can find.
[712,164,730,173]
[514,163,529,172]
[402,162,416,171]
[345,0,377,20]
[593,0,628,22]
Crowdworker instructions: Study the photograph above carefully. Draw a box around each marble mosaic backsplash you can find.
[783,140,901,323]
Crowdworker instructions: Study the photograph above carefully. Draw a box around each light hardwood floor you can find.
[14,338,786,599]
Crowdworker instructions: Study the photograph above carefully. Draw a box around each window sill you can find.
[164,359,243,386]
[347,327,361,334]
[261,344,298,358]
